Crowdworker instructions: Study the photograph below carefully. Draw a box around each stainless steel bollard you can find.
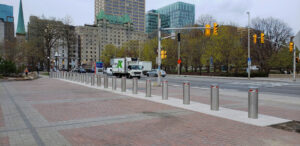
[85,74,88,84]
[248,87,259,119]
[146,79,151,97]
[183,81,190,105]
[132,78,138,94]
[104,75,108,88]
[162,80,168,100]
[121,77,126,92]
[91,75,95,86]
[97,75,101,87]
[112,76,117,90]
[210,84,219,111]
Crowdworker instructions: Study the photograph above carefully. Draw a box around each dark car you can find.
[85,68,95,73]
[72,68,86,73]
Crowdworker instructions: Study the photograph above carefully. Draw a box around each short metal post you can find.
[210,84,219,111]
[132,78,138,94]
[248,87,259,119]
[104,75,108,88]
[146,79,151,97]
[91,75,95,86]
[85,74,88,84]
[121,77,126,92]
[183,81,190,105]
[97,75,101,87]
[112,76,117,90]
[162,80,168,100]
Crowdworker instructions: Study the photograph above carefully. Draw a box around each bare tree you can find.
[62,16,77,71]
[252,17,293,51]
[196,14,216,26]
[27,16,64,72]
[251,17,293,72]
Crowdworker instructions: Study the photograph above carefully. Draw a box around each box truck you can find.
[110,58,143,78]
[139,61,152,75]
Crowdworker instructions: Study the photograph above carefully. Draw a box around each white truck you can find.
[110,58,143,78]
[139,61,152,75]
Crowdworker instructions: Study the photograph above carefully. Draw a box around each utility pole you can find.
[247,12,251,80]
[293,42,296,81]
[177,33,181,75]
[157,14,162,85]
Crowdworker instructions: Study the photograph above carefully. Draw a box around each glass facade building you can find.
[0,4,13,22]
[157,2,195,29]
[145,10,170,34]
[95,0,145,32]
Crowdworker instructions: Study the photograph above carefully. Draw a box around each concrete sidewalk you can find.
[0,77,299,145]
[168,74,300,83]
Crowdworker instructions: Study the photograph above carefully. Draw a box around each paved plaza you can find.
[0,76,299,146]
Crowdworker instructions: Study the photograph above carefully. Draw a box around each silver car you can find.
[146,69,166,77]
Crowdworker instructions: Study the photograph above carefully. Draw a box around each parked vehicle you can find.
[139,61,152,75]
[85,68,95,73]
[110,57,143,78]
[104,67,113,76]
[146,69,166,77]
[72,68,86,73]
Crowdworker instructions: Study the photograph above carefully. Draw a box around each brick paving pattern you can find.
[0,76,299,146]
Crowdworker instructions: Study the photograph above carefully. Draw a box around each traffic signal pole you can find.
[157,14,162,85]
[293,43,296,81]
[247,12,251,80]
[178,34,181,75]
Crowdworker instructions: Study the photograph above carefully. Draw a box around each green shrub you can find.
[0,57,17,76]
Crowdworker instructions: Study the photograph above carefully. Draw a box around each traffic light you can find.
[289,42,294,53]
[253,34,257,44]
[205,24,211,37]
[261,33,264,44]
[296,57,299,63]
[177,33,181,42]
[161,50,167,59]
[213,23,218,36]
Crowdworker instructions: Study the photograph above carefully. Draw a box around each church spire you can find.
[16,0,25,35]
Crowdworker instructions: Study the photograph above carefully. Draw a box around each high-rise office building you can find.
[0,4,14,43]
[94,0,145,32]
[0,4,14,56]
[76,11,147,66]
[145,10,170,35]
[157,2,195,29]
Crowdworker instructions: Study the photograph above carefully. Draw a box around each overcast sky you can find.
[1,0,299,34]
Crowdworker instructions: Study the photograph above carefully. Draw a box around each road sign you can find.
[96,62,103,68]
[248,58,252,66]
[177,59,182,64]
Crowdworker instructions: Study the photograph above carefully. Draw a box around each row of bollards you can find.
[51,71,259,119]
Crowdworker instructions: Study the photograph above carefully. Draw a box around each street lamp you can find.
[55,51,60,71]
[247,12,251,80]
[148,12,162,85]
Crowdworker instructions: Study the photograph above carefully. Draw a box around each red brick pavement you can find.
[60,112,300,146]
[6,78,115,101]
[34,98,177,122]
[0,137,9,146]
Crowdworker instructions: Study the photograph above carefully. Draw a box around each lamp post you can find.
[55,51,59,71]
[148,12,162,85]
[247,12,251,80]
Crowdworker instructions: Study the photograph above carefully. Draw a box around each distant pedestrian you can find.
[25,68,29,77]
[36,67,39,75]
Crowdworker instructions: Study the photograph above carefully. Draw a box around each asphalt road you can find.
[141,75,300,97]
